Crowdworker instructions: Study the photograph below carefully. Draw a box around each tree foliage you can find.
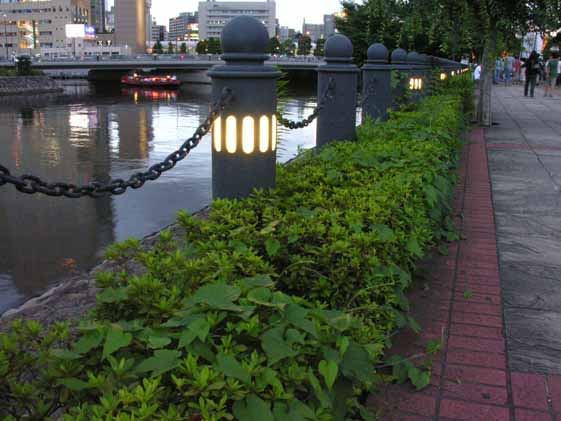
[179,42,187,54]
[196,40,208,55]
[207,38,223,55]
[314,38,326,57]
[152,41,163,54]
[268,37,282,54]
[297,35,312,56]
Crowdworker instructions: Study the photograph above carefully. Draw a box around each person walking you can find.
[495,57,503,84]
[544,52,559,97]
[513,56,522,84]
[504,55,515,84]
[522,51,540,97]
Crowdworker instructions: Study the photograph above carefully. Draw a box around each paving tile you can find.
[439,399,510,420]
[514,409,553,421]
[511,372,548,410]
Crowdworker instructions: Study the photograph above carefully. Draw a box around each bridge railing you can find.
[0,16,467,201]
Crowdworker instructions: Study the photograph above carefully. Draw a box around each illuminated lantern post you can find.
[208,16,280,200]
[316,34,359,147]
[407,51,424,102]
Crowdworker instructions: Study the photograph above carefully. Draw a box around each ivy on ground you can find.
[0,76,473,420]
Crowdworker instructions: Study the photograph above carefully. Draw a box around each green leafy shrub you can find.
[0,88,469,420]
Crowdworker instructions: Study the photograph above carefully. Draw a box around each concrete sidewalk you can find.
[369,85,561,420]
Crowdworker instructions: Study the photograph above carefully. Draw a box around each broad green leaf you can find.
[407,237,424,258]
[216,353,251,385]
[408,316,422,334]
[191,284,242,311]
[374,224,396,242]
[261,326,298,365]
[73,331,103,354]
[96,287,128,304]
[408,366,431,391]
[285,304,318,338]
[259,368,284,396]
[238,275,275,291]
[134,350,181,377]
[179,318,210,348]
[265,239,281,257]
[102,326,133,360]
[340,343,374,383]
[57,378,90,391]
[247,287,273,306]
[319,360,338,390]
[233,395,275,421]
[148,336,172,349]
[51,349,82,360]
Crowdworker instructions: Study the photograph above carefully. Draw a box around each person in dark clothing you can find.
[522,51,540,97]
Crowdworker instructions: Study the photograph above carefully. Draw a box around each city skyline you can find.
[148,0,342,31]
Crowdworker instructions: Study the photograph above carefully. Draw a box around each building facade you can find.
[169,12,198,42]
[0,0,90,56]
[114,0,150,53]
[151,20,167,42]
[90,0,105,32]
[302,21,323,42]
[323,14,336,39]
[198,0,276,40]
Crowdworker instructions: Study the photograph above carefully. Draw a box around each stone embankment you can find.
[0,76,63,96]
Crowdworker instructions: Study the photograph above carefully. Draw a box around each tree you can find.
[207,38,222,55]
[152,40,163,54]
[167,42,175,54]
[196,40,208,55]
[180,42,187,54]
[314,38,326,57]
[297,35,312,56]
[281,40,295,56]
[268,37,282,54]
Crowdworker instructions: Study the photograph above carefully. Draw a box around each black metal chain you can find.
[0,88,233,198]
[276,78,336,130]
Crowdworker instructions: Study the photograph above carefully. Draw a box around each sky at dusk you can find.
[149,0,343,31]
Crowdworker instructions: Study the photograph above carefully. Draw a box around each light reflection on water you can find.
[0,82,326,314]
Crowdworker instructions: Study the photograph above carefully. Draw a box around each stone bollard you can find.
[389,48,409,110]
[361,43,392,122]
[316,34,359,148]
[208,16,281,200]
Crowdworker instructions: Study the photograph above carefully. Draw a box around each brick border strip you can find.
[368,128,561,420]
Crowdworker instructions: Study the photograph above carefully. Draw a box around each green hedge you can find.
[0,76,472,420]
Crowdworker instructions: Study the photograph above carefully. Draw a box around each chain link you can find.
[0,88,233,198]
[276,77,336,130]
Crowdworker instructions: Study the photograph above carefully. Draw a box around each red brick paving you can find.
[368,128,561,420]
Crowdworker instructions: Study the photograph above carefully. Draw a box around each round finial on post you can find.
[391,48,408,64]
[324,34,354,63]
[208,16,281,200]
[367,43,389,63]
[221,15,269,61]
[407,51,422,64]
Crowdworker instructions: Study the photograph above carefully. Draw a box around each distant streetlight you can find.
[2,14,8,60]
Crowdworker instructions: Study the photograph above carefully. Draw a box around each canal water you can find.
[0,82,326,314]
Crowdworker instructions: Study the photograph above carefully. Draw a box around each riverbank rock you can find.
[0,76,63,96]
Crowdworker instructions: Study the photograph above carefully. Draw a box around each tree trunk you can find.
[477,27,497,126]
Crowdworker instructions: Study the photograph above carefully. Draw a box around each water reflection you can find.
[0,82,326,314]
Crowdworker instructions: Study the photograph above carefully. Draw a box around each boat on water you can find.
[121,70,181,88]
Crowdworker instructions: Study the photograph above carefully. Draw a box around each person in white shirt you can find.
[474,64,482,81]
